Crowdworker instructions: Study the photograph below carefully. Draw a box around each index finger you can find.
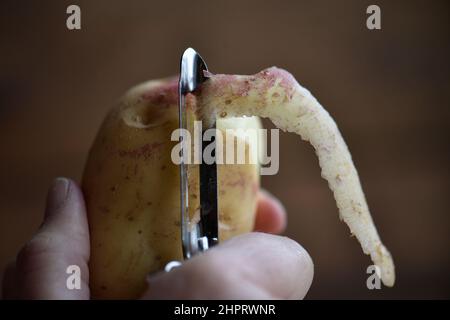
[254,190,287,234]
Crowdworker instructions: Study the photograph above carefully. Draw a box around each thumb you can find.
[142,233,314,299]
[3,178,90,299]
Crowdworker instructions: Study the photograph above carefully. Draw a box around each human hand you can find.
[2,178,313,299]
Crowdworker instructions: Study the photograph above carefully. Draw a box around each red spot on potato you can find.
[256,67,296,100]
[141,77,178,107]
[199,67,296,104]
[118,142,164,160]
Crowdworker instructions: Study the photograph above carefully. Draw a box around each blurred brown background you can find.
[1,0,449,299]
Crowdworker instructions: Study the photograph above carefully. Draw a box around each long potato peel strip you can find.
[195,67,395,287]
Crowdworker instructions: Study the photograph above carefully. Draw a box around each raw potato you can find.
[196,67,395,287]
[84,66,395,299]
[83,77,262,299]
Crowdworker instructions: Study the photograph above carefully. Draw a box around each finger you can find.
[142,232,313,299]
[254,190,287,234]
[12,178,90,299]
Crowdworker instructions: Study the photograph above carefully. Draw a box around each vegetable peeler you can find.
[178,48,218,260]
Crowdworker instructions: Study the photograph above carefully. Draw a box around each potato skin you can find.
[82,77,261,299]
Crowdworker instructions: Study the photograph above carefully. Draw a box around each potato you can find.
[84,66,395,299]
[82,77,262,299]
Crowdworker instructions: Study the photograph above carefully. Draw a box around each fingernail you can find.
[45,177,70,216]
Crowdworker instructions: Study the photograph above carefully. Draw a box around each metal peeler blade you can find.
[179,48,218,259]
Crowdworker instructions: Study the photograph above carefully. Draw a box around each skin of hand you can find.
[2,178,314,300]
